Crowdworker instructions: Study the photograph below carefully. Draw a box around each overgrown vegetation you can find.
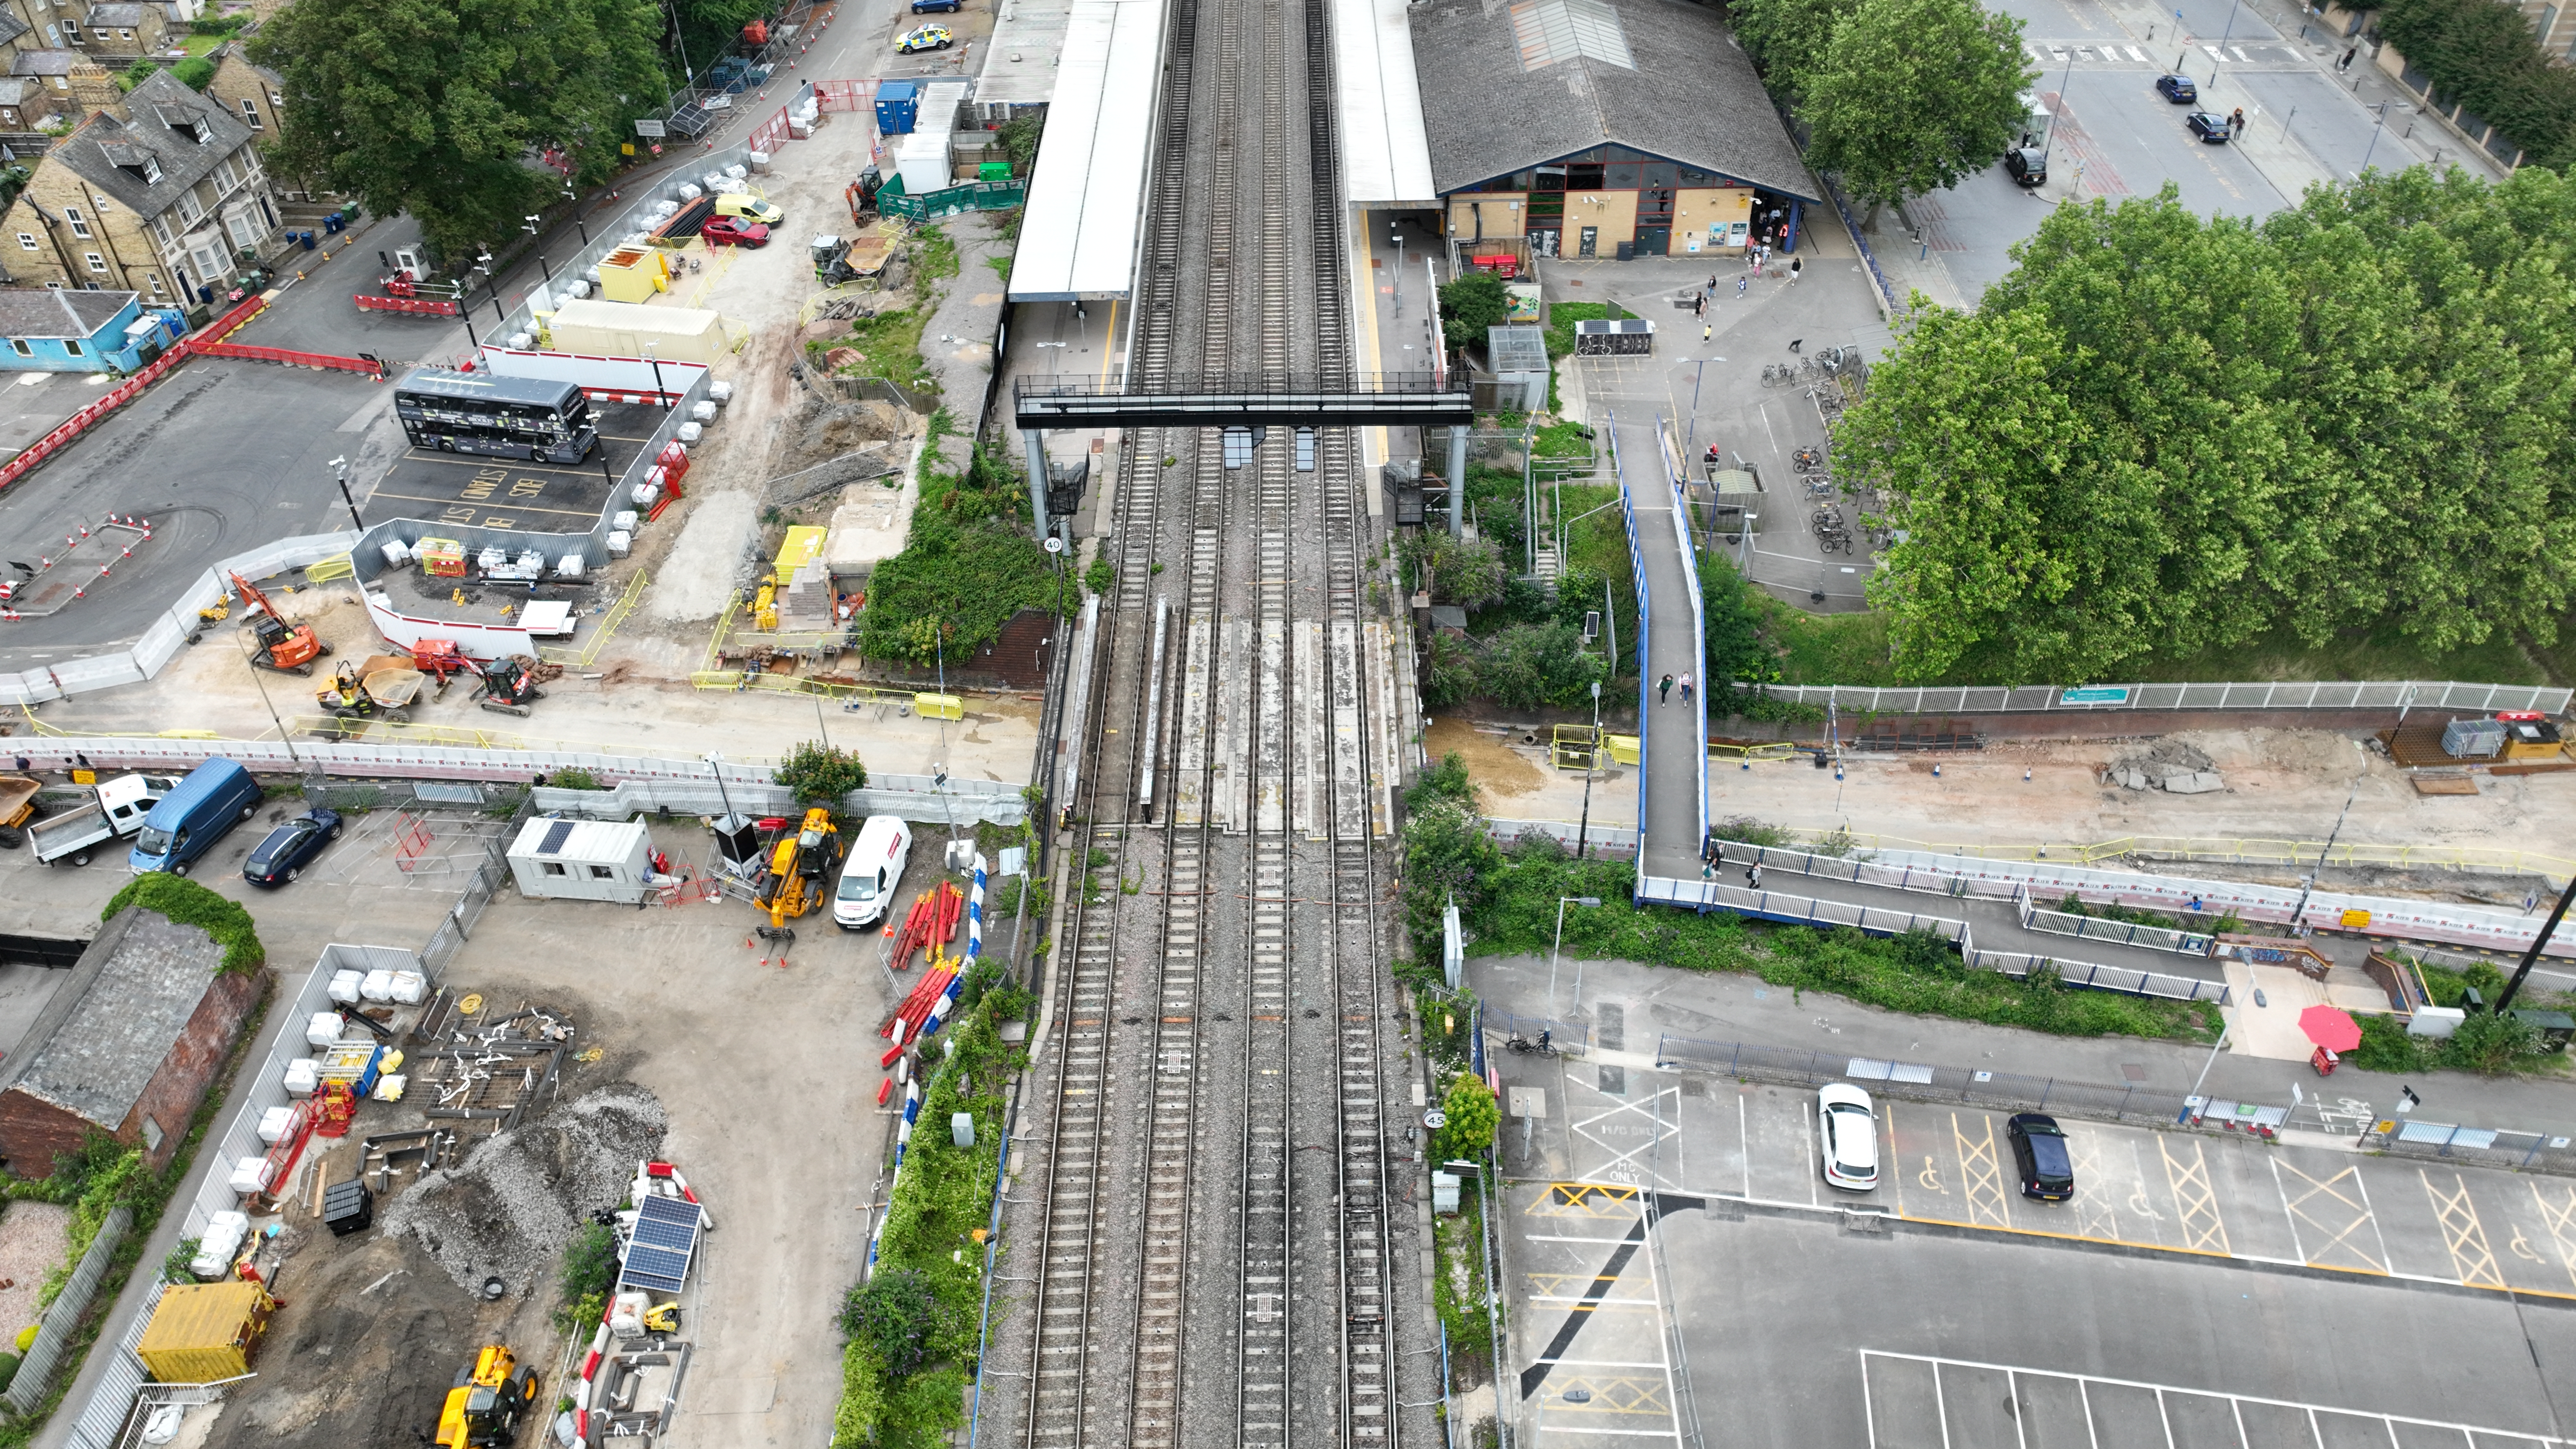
[2345,957,2574,1075]
[831,965,1032,1449]
[858,439,1069,665]
[913,225,961,282]
[546,766,607,791]
[1438,271,1510,347]
[994,111,1045,173]
[835,307,940,396]
[774,741,870,806]
[550,1220,619,1335]
[102,875,265,976]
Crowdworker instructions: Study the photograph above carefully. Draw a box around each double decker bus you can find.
[393,370,599,464]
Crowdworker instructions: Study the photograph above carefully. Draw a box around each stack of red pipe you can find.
[932,880,964,943]
[886,889,936,970]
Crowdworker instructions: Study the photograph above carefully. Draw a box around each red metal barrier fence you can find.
[813,79,873,113]
[0,292,386,497]
[747,104,792,156]
[355,294,462,316]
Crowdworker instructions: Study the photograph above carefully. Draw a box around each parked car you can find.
[2006,1113,2076,1201]
[2003,146,2048,187]
[129,758,264,876]
[911,0,962,11]
[702,216,771,248]
[897,23,954,50]
[712,193,785,226]
[2155,72,2197,103]
[835,816,915,929]
[2187,111,2234,142]
[243,807,343,887]
[1816,1085,1880,1191]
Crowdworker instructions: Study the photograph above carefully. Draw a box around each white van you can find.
[835,816,913,929]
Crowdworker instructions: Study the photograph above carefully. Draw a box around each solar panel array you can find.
[539,819,576,854]
[618,1194,703,1294]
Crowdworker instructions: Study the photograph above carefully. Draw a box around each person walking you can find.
[1678,672,1694,704]
[1702,321,1712,343]
[1736,274,1748,299]
[1658,672,1674,704]
[1747,862,1763,890]
[1788,256,1802,286]
[2231,106,2246,137]
[2337,44,2355,71]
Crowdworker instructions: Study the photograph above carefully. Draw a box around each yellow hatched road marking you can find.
[2421,1170,2503,1287]
[2531,1182,2576,1292]
[2158,1137,2230,1253]
[1951,1113,2010,1228]
[1548,1374,1671,1416]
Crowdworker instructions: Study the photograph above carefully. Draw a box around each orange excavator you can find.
[230,571,332,676]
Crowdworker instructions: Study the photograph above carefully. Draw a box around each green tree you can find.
[1419,630,1480,709]
[1437,271,1510,345]
[171,57,216,91]
[836,1268,957,1379]
[1727,0,1863,105]
[1474,621,1606,709]
[1799,0,2034,218]
[1400,795,1503,950]
[250,0,665,260]
[775,741,869,805]
[1398,530,1509,609]
[995,111,1046,171]
[1430,1072,1500,1161]
[1406,750,1477,813]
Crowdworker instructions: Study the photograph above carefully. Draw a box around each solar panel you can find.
[618,1194,703,1294]
[538,820,575,855]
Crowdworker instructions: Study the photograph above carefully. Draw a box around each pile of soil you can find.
[2106,739,2223,792]
[775,393,908,476]
[381,1081,667,1296]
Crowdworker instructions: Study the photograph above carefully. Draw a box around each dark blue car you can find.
[910,0,962,12]
[242,808,342,887]
[2155,72,2197,103]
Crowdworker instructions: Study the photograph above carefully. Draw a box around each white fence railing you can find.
[0,530,358,705]
[1484,817,1640,856]
[1763,680,2570,715]
[2013,887,2212,957]
[1632,872,2231,1005]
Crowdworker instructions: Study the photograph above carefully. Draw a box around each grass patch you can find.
[837,307,939,396]
[831,967,1030,1449]
[1540,301,1631,360]
[1430,1177,1495,1366]
[983,254,1010,283]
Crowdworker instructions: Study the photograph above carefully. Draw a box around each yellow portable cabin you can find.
[137,1281,275,1383]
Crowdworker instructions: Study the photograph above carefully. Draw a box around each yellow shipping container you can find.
[775,525,828,580]
[596,245,673,304]
[137,1282,274,1383]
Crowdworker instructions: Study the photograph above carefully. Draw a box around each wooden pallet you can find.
[2411,772,2479,796]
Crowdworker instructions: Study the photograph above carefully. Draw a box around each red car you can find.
[703,216,770,248]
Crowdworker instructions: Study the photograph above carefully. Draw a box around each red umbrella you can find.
[2300,1005,2363,1053]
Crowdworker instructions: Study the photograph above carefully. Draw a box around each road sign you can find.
[2060,686,2130,704]
[634,119,666,138]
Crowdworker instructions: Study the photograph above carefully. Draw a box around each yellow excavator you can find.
[760,806,841,927]
[436,1345,539,1449]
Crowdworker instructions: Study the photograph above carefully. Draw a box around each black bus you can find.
[393,370,599,464]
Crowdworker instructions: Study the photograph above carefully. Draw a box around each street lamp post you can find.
[1547,895,1603,1018]
[328,455,364,533]
[2357,101,2397,174]
[524,216,551,283]
[2209,0,2247,87]
[704,751,738,823]
[563,184,589,246]
[1392,221,1407,317]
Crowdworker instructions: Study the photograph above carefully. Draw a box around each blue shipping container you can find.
[876,79,918,135]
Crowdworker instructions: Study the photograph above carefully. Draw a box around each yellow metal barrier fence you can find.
[286,713,784,763]
[302,554,355,583]
[539,569,650,669]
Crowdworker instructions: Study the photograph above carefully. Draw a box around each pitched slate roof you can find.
[12,51,96,78]
[0,906,225,1129]
[1409,0,1817,201]
[0,287,137,339]
[85,4,150,26]
[49,68,254,218]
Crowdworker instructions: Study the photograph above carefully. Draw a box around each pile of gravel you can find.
[382,1081,667,1296]
[2107,739,2224,794]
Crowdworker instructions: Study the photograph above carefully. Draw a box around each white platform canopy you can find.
[1008,0,1167,302]
[1333,0,1437,207]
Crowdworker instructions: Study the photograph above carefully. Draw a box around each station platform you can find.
[1007,0,1166,302]
[1333,0,1436,206]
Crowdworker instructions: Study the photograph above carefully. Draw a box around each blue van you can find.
[129,758,265,876]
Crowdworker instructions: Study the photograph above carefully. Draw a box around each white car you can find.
[1817,1084,1879,1191]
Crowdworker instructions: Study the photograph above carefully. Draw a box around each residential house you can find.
[0,285,179,369]
[205,44,279,141]
[0,75,60,130]
[0,67,279,300]
[0,902,264,1177]
[12,49,121,118]
[77,1,168,59]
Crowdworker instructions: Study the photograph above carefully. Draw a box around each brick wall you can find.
[121,967,262,1171]
[0,1090,96,1179]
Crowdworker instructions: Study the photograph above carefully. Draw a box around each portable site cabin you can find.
[544,298,726,366]
[137,1281,275,1383]
[507,817,656,904]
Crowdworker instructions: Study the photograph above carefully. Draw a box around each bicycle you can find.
[1791,446,1826,472]
[1505,1032,1562,1057]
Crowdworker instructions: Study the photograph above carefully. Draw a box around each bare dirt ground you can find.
[0,1202,68,1344]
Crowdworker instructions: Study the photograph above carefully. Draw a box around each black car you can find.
[2003,146,2048,187]
[2187,111,2234,143]
[242,808,342,887]
[2155,72,2197,103]
[2006,1113,2075,1201]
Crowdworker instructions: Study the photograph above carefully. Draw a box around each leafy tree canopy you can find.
[1800,0,2035,213]
[1840,168,2576,684]
[251,0,665,259]
[1728,0,1863,105]
[1437,271,1510,344]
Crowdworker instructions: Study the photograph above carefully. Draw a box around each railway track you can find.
[999,0,1422,1435]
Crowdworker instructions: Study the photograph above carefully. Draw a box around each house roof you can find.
[0,287,138,338]
[1408,0,1817,201]
[0,14,29,47]
[0,78,38,106]
[12,51,94,78]
[0,906,227,1130]
[51,69,253,219]
[86,3,150,24]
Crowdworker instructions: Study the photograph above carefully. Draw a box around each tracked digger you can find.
[229,571,332,675]
[436,1345,539,1449]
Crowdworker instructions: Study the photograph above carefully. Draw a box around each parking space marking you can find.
[2531,1183,2576,1292]
[1570,1086,1683,1189]
[2421,1170,2504,1288]
[2065,1129,2121,1241]
[1544,1373,1672,1417]
[2157,1137,2231,1253]
[2269,1158,2390,1273]
[1952,1112,2012,1228]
